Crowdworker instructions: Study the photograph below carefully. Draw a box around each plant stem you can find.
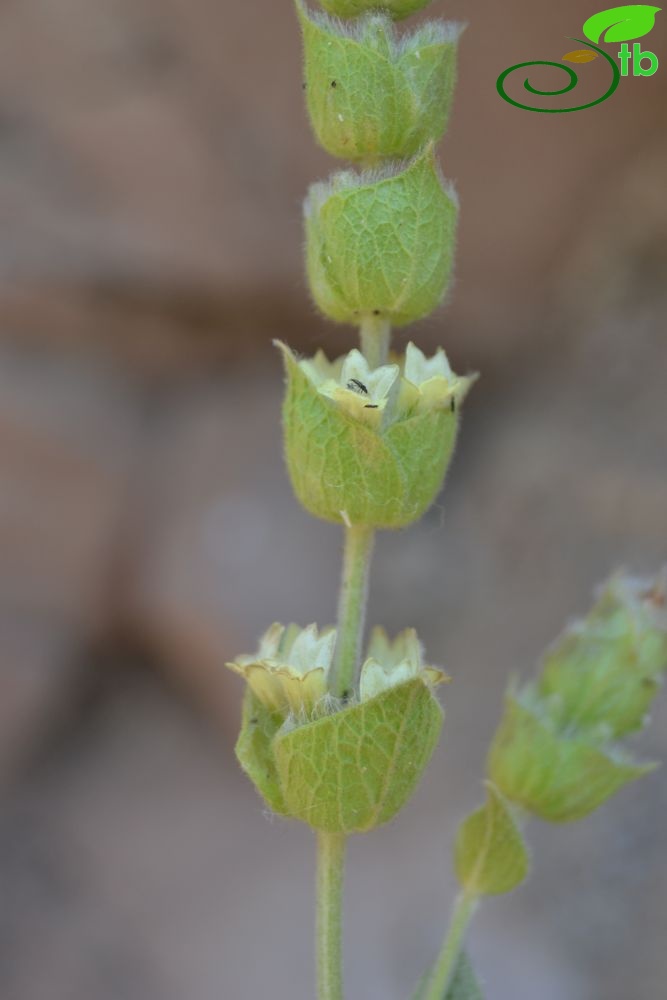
[332,524,375,698]
[317,831,347,1000]
[360,315,391,368]
[423,892,478,1000]
[316,320,386,997]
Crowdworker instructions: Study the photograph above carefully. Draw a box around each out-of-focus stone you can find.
[0,619,78,786]
[126,359,339,731]
[0,343,138,779]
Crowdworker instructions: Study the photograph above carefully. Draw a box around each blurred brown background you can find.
[1,0,666,998]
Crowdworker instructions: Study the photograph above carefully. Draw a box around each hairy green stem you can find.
[423,892,478,1000]
[332,524,375,698]
[360,315,391,368]
[317,832,347,1000]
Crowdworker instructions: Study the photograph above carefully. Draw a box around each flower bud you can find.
[298,4,461,163]
[305,146,458,327]
[317,0,433,20]
[277,341,475,528]
[488,688,654,823]
[538,572,667,740]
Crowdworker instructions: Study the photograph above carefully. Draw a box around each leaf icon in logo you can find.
[583,5,661,44]
[562,49,600,62]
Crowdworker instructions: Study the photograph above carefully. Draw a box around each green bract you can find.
[230,624,446,832]
[278,341,475,528]
[235,687,291,816]
[454,783,529,897]
[298,4,461,163]
[318,0,433,20]
[488,690,654,823]
[413,952,484,1000]
[305,146,458,326]
[274,678,443,832]
[486,572,666,824]
[539,573,667,740]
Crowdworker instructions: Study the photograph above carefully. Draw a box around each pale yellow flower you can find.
[227,622,336,715]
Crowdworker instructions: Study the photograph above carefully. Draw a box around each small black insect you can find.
[450,397,456,413]
[331,80,337,88]
[347,378,368,394]
[372,309,380,316]
[364,404,379,409]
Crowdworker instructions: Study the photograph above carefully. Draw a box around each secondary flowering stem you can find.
[317,831,347,1000]
[332,524,375,698]
[360,315,391,368]
[423,892,478,1000]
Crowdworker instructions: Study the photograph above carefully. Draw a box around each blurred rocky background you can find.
[0,0,666,998]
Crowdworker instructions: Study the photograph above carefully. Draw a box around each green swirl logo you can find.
[497,5,661,113]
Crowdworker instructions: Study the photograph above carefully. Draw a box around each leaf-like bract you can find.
[298,3,459,162]
[274,679,442,832]
[280,343,460,528]
[454,783,529,896]
[446,953,484,1000]
[412,951,484,999]
[235,688,290,815]
[305,147,458,327]
[488,693,655,822]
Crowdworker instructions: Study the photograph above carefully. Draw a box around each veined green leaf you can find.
[454,783,529,896]
[274,678,442,833]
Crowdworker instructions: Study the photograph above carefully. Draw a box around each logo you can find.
[497,4,661,113]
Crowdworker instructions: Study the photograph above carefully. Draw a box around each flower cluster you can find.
[488,572,667,822]
[226,623,336,715]
[299,342,474,430]
[227,621,447,720]
[360,626,448,700]
[279,340,475,528]
[228,623,447,833]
